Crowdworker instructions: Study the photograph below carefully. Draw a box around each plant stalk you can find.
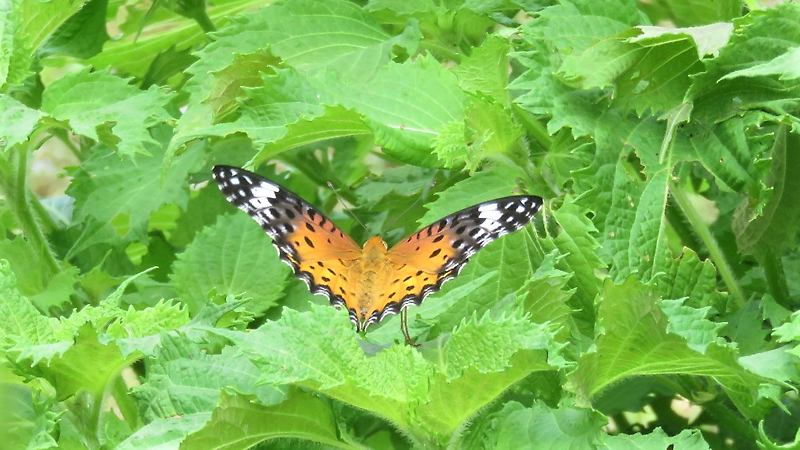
[670,184,744,311]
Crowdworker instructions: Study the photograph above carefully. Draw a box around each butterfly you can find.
[212,165,542,345]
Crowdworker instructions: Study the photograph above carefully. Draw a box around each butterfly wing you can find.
[212,165,363,322]
[361,195,542,328]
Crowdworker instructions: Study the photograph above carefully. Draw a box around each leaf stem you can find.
[670,183,744,311]
[0,145,60,277]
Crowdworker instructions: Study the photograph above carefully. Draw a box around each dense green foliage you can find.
[1,0,799,448]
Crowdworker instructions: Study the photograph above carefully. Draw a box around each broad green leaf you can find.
[168,0,421,158]
[85,3,248,75]
[252,105,372,167]
[635,23,733,58]
[327,55,467,166]
[540,196,604,331]
[230,303,560,441]
[560,28,704,115]
[0,260,55,346]
[655,248,725,312]
[484,401,606,449]
[132,334,285,421]
[453,35,511,105]
[601,427,710,449]
[68,141,203,243]
[526,0,646,55]
[0,95,44,151]
[2,0,84,86]
[517,251,574,343]
[570,277,764,418]
[733,126,800,256]
[418,168,521,226]
[0,236,77,311]
[673,114,771,196]
[116,413,211,450]
[722,47,800,81]
[38,326,137,400]
[171,212,291,315]
[604,159,671,282]
[0,379,58,450]
[688,4,800,121]
[180,390,344,450]
[41,69,176,158]
[660,298,727,354]
[38,0,109,59]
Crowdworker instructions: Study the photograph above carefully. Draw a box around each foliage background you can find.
[1,0,799,448]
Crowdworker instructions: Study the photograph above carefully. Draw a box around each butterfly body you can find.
[212,165,542,335]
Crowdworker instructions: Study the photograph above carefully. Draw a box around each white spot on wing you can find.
[250,186,277,199]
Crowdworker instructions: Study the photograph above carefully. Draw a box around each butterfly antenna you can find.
[327,182,368,232]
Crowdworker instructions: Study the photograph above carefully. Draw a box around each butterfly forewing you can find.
[212,165,362,317]
[362,195,542,328]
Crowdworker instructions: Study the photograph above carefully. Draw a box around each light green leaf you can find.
[0,379,58,450]
[0,260,55,346]
[560,28,704,115]
[660,298,728,353]
[526,0,646,55]
[132,334,285,421]
[453,35,511,105]
[722,47,800,81]
[733,126,800,256]
[181,390,345,450]
[601,427,710,449]
[68,141,203,243]
[171,212,291,315]
[570,277,763,418]
[41,69,176,158]
[116,413,211,450]
[688,4,800,121]
[486,401,606,449]
[0,95,44,151]
[2,0,84,86]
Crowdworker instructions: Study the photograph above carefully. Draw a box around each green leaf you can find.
[526,0,646,55]
[517,251,574,344]
[0,95,44,151]
[171,212,291,315]
[68,141,203,243]
[0,260,55,346]
[38,0,109,59]
[560,28,704,115]
[733,126,800,256]
[181,390,344,450]
[722,46,800,81]
[453,35,511,105]
[540,197,604,331]
[116,413,210,450]
[0,379,58,450]
[231,303,560,442]
[132,334,285,421]
[604,159,671,282]
[601,427,710,449]
[570,277,763,418]
[328,55,468,167]
[484,401,606,449]
[688,4,800,121]
[41,69,176,158]
[2,0,84,87]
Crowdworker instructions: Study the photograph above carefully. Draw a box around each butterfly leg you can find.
[400,308,420,347]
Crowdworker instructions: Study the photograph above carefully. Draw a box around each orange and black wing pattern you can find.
[212,165,363,324]
[366,195,542,328]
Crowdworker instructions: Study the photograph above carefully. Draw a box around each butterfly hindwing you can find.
[366,195,542,327]
[212,165,362,317]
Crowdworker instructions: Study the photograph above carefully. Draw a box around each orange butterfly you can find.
[212,165,542,345]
